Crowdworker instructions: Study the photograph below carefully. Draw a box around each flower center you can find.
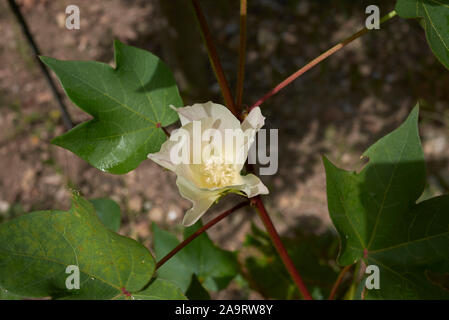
[199,156,236,188]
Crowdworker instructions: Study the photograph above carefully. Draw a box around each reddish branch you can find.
[235,0,247,109]
[248,10,398,111]
[251,196,313,300]
[328,264,353,300]
[191,0,238,117]
[156,201,249,269]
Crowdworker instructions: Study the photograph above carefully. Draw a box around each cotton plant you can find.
[1,0,449,302]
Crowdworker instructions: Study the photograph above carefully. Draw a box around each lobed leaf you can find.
[0,194,155,299]
[41,40,183,174]
[324,105,449,299]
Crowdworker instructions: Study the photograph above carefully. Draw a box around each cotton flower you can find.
[148,101,269,226]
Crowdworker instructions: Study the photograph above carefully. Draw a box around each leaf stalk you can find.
[248,10,398,111]
[156,201,249,269]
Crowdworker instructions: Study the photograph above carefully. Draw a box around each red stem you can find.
[251,196,313,300]
[248,10,397,111]
[161,126,171,138]
[156,201,249,269]
[235,0,247,109]
[328,264,353,300]
[189,0,313,300]
[191,0,238,117]
[248,28,368,111]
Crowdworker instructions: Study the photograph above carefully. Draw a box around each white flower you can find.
[148,101,269,226]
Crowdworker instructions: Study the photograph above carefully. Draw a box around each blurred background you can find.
[1,0,449,299]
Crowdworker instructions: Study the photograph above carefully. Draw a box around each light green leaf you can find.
[90,198,121,232]
[152,222,239,293]
[0,194,155,299]
[324,105,449,299]
[41,40,183,174]
[396,0,449,69]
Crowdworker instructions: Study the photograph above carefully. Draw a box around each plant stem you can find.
[328,264,353,300]
[156,200,249,269]
[161,126,171,138]
[7,0,73,130]
[251,196,313,300]
[235,0,247,109]
[191,0,238,117]
[191,0,312,301]
[248,10,398,111]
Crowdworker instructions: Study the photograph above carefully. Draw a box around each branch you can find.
[328,264,353,300]
[156,200,249,269]
[7,0,73,130]
[190,0,238,117]
[190,0,312,300]
[249,10,398,111]
[251,196,313,300]
[235,0,247,109]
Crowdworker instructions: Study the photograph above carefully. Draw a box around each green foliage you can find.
[396,0,449,69]
[0,194,184,300]
[0,286,22,300]
[152,222,239,295]
[241,224,340,300]
[41,40,183,174]
[90,198,121,232]
[117,278,186,300]
[324,106,449,299]
[185,275,211,300]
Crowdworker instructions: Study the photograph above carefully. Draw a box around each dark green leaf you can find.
[185,274,210,300]
[242,224,339,300]
[324,105,449,299]
[90,198,121,232]
[41,40,183,174]
[0,286,22,300]
[152,222,239,293]
[396,0,449,69]
[117,278,186,300]
[0,194,155,299]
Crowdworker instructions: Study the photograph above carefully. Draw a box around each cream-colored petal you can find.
[229,107,266,170]
[182,196,218,226]
[147,136,180,172]
[176,101,241,130]
[237,173,269,198]
[241,106,265,133]
[176,176,220,226]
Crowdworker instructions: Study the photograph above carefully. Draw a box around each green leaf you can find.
[90,198,121,232]
[241,224,339,300]
[117,278,186,300]
[152,222,239,293]
[0,286,22,300]
[41,40,183,174]
[324,105,449,299]
[396,0,449,69]
[0,194,155,299]
[185,274,210,300]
